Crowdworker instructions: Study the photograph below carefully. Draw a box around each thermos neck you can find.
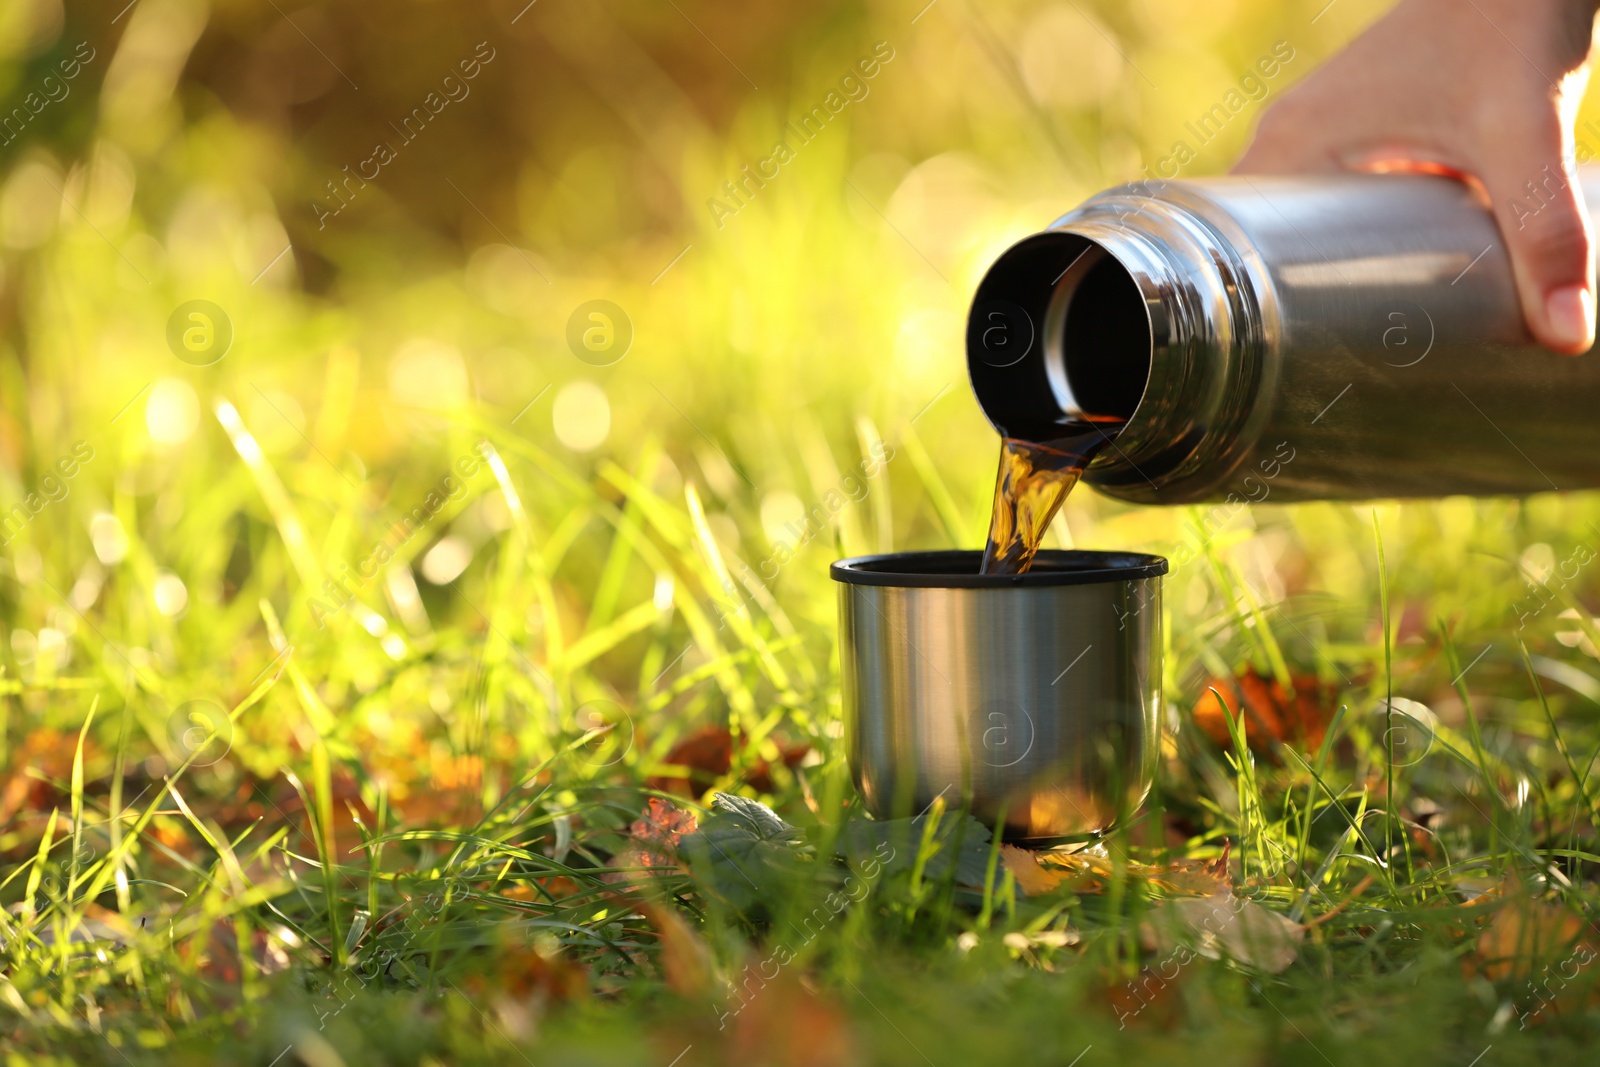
[966,187,1268,495]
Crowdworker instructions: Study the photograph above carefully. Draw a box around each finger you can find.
[1479,139,1595,354]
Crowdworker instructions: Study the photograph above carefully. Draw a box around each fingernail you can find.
[1545,284,1595,353]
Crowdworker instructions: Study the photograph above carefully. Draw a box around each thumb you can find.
[1482,149,1595,354]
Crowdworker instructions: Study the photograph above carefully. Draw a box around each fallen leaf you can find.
[677,801,809,913]
[1023,842,1231,899]
[1001,845,1071,897]
[628,798,700,868]
[491,938,589,1004]
[648,725,734,797]
[1470,897,1592,980]
[0,728,90,825]
[616,894,714,998]
[646,726,810,798]
[608,798,701,885]
[428,752,484,792]
[709,792,797,841]
[1465,892,1600,1028]
[1142,885,1304,974]
[1465,892,1600,1027]
[1030,848,1114,893]
[1193,669,1339,755]
[1151,840,1233,896]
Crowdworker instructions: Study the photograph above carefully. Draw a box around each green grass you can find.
[6,407,1600,1066]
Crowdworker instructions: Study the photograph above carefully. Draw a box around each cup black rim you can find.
[830,549,1168,588]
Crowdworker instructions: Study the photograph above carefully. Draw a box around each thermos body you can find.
[967,171,1600,504]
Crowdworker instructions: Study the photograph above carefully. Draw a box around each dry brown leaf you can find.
[489,942,590,1004]
[1030,848,1115,894]
[0,727,92,825]
[607,799,700,886]
[646,726,811,798]
[629,798,699,867]
[1148,840,1232,896]
[1471,897,1591,980]
[428,752,484,792]
[1000,845,1071,896]
[1466,895,1599,1027]
[1021,841,1231,899]
[616,894,714,998]
[1193,669,1339,756]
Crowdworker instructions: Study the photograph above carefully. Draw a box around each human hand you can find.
[1236,0,1600,354]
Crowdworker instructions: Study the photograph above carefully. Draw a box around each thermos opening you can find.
[967,230,1153,441]
[1048,244,1152,422]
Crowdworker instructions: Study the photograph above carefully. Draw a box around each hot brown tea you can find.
[980,421,1123,575]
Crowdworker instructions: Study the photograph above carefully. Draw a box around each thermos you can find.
[967,171,1600,503]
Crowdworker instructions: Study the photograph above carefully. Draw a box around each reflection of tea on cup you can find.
[980,418,1125,575]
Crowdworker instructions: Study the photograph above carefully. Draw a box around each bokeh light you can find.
[145,378,200,446]
[552,380,610,452]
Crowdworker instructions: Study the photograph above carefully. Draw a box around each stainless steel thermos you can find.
[967,171,1600,504]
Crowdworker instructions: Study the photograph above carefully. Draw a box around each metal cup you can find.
[832,549,1165,846]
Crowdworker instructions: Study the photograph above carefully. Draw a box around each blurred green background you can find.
[12,2,1600,1063]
